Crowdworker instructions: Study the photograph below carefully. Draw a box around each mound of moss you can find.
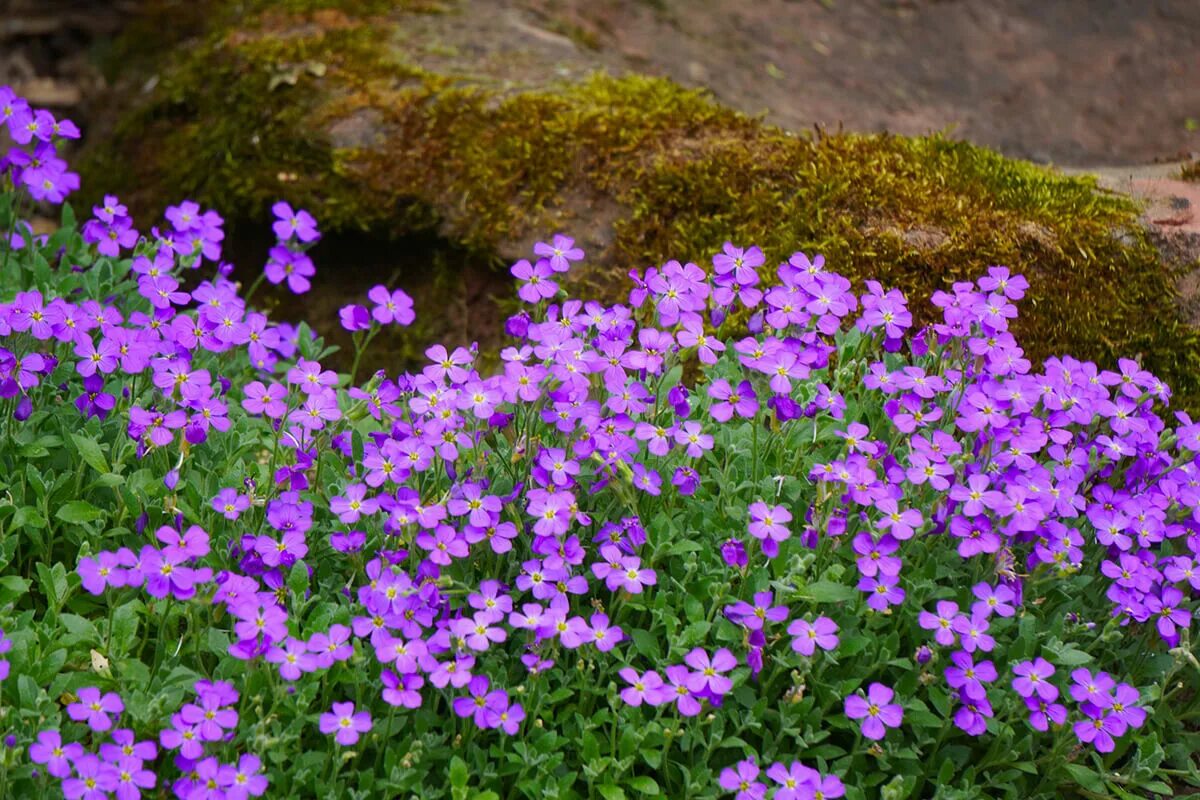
[83,0,1200,400]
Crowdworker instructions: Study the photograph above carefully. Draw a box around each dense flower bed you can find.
[0,85,1198,799]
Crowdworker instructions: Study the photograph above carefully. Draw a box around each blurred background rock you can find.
[4,0,1200,397]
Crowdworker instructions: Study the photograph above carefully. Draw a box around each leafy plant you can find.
[0,84,1198,800]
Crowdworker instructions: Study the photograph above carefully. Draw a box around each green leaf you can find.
[108,603,141,658]
[627,776,659,795]
[59,614,100,646]
[797,580,857,604]
[0,575,30,605]
[13,506,47,530]
[56,501,103,524]
[666,539,703,556]
[449,756,468,788]
[36,562,68,609]
[1053,646,1094,666]
[287,561,309,598]
[631,629,659,660]
[18,674,41,709]
[71,434,110,475]
[1062,763,1105,793]
[1143,781,1173,796]
[598,786,626,800]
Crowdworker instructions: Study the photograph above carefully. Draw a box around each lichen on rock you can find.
[81,0,1200,402]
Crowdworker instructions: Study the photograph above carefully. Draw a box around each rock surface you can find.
[14,0,1200,396]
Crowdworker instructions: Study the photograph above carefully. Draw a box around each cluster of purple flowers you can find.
[77,524,213,600]
[31,681,266,800]
[719,756,845,800]
[0,86,79,205]
[339,284,415,332]
[1066,669,1146,752]
[618,647,737,716]
[2,79,1197,798]
[510,234,583,303]
[263,202,318,294]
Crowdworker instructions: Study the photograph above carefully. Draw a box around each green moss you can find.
[82,1,1200,403]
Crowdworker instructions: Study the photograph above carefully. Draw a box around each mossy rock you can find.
[83,0,1200,401]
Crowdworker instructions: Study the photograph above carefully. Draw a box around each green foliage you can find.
[0,184,1196,797]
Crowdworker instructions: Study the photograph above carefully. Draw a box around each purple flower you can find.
[77,550,133,596]
[453,675,501,729]
[179,692,238,742]
[308,624,354,668]
[67,687,124,732]
[765,761,820,800]
[719,758,767,800]
[951,614,995,653]
[1012,658,1058,701]
[721,538,748,569]
[788,616,839,656]
[684,647,736,695]
[1109,683,1146,730]
[1069,668,1115,708]
[953,691,994,736]
[220,754,269,799]
[319,701,372,745]
[62,753,118,800]
[1146,586,1191,646]
[111,753,157,798]
[1024,694,1068,732]
[747,502,792,557]
[339,303,372,332]
[944,650,997,700]
[665,665,703,716]
[368,285,415,326]
[266,637,318,680]
[618,668,668,707]
[272,201,320,243]
[672,466,700,496]
[853,533,901,578]
[29,730,83,778]
[844,683,903,740]
[381,668,424,709]
[512,259,558,303]
[725,591,789,632]
[630,463,662,496]
[330,484,379,524]
[212,488,251,521]
[533,234,584,273]
[917,601,961,647]
[857,573,905,610]
[264,245,315,294]
[242,381,287,418]
[1074,706,1126,753]
[709,379,758,422]
[75,374,116,420]
[874,498,922,540]
[971,582,1017,619]
[585,612,624,652]
[484,694,526,735]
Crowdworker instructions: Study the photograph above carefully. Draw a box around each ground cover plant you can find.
[0,86,1198,799]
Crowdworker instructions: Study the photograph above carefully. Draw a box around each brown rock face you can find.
[46,0,1200,399]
